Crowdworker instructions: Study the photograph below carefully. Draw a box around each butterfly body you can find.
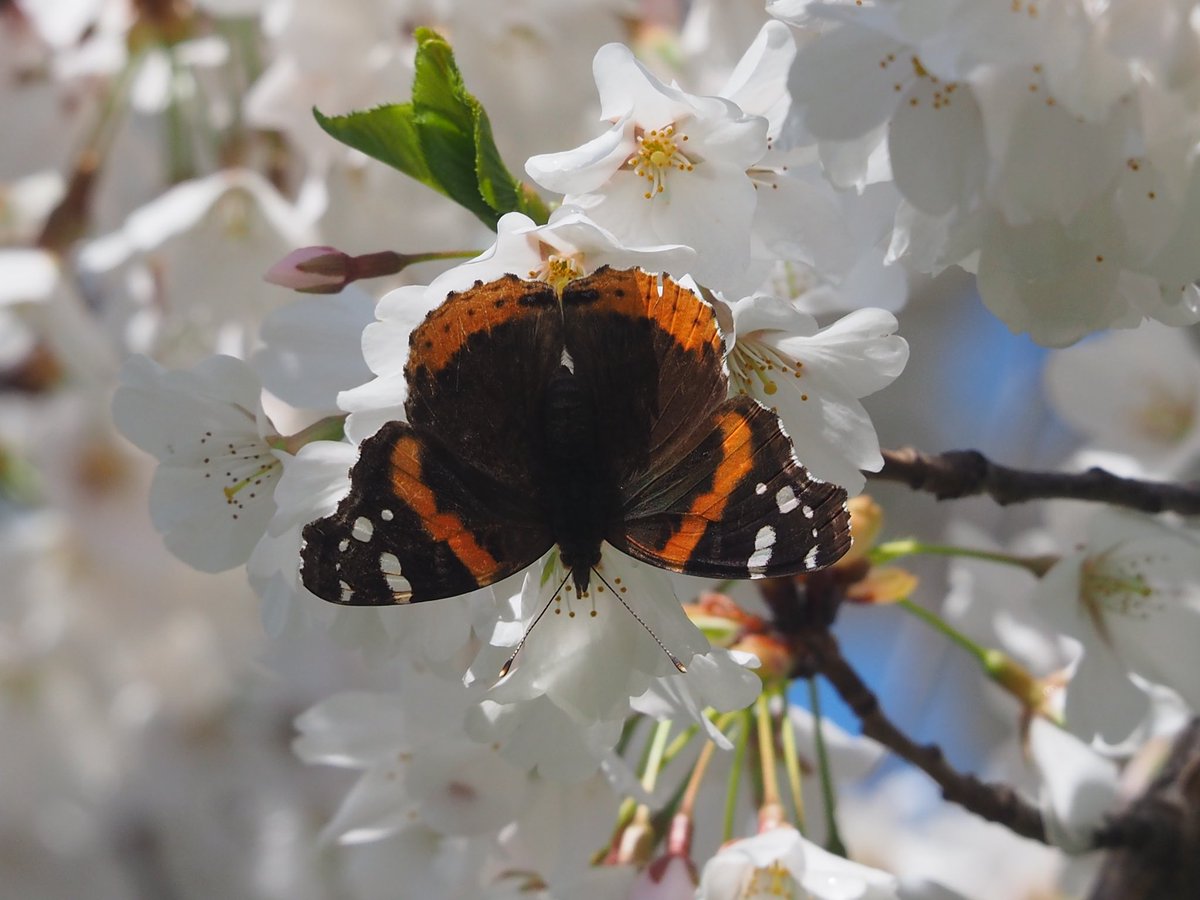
[542,363,613,594]
[300,268,852,608]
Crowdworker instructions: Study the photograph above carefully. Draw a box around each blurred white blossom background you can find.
[3,1,1200,899]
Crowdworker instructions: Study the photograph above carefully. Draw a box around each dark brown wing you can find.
[403,274,564,499]
[609,395,851,578]
[301,421,553,605]
[559,268,728,496]
[303,274,564,605]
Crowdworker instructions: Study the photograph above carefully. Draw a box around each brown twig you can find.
[872,448,1200,516]
[802,625,1049,843]
[759,576,1049,843]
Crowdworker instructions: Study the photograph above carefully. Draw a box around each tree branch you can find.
[871,448,1200,516]
[796,622,1048,843]
[1087,718,1200,900]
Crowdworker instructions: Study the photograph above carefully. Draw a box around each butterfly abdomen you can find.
[542,365,613,593]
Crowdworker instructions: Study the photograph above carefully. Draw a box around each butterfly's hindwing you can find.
[611,395,851,579]
[300,421,552,605]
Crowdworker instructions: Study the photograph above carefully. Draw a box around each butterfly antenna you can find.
[591,567,688,674]
[498,570,572,679]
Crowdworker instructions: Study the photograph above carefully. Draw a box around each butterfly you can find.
[300,267,851,610]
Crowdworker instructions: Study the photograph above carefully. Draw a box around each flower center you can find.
[628,124,695,200]
[739,860,804,899]
[1132,378,1196,445]
[728,337,805,400]
[195,428,281,521]
[529,252,585,295]
[1079,547,1158,631]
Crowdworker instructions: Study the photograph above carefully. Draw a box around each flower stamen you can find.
[628,124,695,200]
[529,253,586,295]
[740,859,804,898]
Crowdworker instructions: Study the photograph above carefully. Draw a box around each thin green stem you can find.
[871,539,1056,576]
[723,710,751,843]
[779,689,806,833]
[898,600,1061,723]
[661,723,699,767]
[164,50,197,183]
[275,415,347,454]
[808,678,846,857]
[896,598,990,662]
[641,720,673,795]
[755,692,781,808]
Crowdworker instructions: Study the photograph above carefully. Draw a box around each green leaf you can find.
[313,28,550,230]
[410,29,498,225]
[312,104,434,189]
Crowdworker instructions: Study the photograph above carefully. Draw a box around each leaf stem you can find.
[642,719,673,795]
[779,691,807,833]
[755,692,781,808]
[723,710,750,843]
[871,539,1056,576]
[896,597,990,661]
[808,678,846,856]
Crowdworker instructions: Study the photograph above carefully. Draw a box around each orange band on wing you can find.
[390,435,500,578]
[657,409,754,564]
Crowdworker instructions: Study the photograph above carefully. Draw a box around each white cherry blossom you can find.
[1043,321,1200,476]
[294,677,531,847]
[79,170,318,365]
[697,825,900,900]
[429,208,696,295]
[778,0,1200,344]
[1034,509,1200,744]
[725,294,909,493]
[112,354,282,572]
[526,41,767,288]
[464,549,736,777]
[1028,718,1119,854]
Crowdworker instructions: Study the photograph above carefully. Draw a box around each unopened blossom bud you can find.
[619,816,657,868]
[838,494,884,566]
[629,813,698,900]
[629,855,698,900]
[684,592,767,645]
[845,565,919,605]
[983,650,1060,719]
[264,246,347,293]
[732,633,792,681]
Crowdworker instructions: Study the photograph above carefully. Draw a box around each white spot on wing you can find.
[755,482,768,495]
[339,580,354,603]
[802,505,814,519]
[338,539,349,552]
[804,545,819,569]
[352,516,374,541]
[380,551,413,602]
[380,509,394,521]
[775,485,799,514]
[748,525,776,575]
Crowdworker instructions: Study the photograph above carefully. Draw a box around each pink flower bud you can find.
[628,856,698,900]
[264,246,348,293]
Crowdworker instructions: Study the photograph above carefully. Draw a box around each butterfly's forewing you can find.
[404,274,564,499]
[301,421,553,604]
[302,276,563,605]
[610,394,851,578]
[559,268,728,490]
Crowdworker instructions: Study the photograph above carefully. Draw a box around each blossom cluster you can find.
[2,0,1199,898]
